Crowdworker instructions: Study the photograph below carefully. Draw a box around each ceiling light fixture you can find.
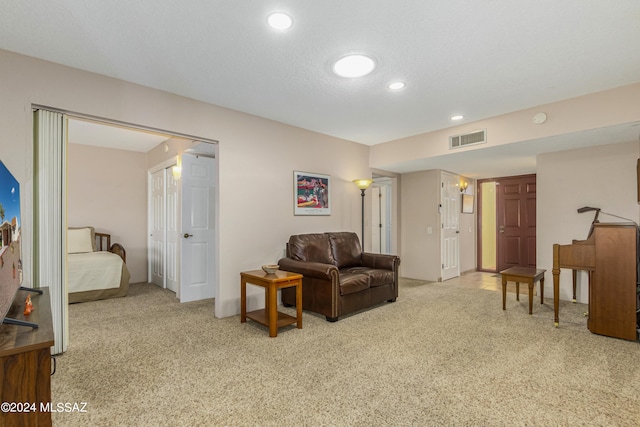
[451,115,464,121]
[387,81,406,90]
[332,54,376,78]
[267,12,293,30]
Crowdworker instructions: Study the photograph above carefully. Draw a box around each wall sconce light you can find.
[460,181,468,193]
[352,179,373,248]
[172,156,182,179]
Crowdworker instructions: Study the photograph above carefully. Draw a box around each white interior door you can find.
[149,169,165,287]
[180,154,216,302]
[441,171,460,281]
[165,170,179,293]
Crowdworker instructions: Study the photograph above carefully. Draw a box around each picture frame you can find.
[462,194,474,214]
[294,171,331,215]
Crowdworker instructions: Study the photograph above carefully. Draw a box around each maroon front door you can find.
[496,174,537,271]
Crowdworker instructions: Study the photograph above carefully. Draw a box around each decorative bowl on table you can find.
[262,264,279,275]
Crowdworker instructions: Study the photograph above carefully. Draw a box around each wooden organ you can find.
[552,223,639,341]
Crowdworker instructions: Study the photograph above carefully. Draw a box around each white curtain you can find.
[34,109,67,355]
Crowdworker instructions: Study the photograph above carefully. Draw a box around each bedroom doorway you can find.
[35,105,219,355]
[477,174,537,272]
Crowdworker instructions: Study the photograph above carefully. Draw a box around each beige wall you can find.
[0,49,370,318]
[371,83,640,170]
[386,82,640,296]
[401,170,476,281]
[537,141,640,303]
[399,138,640,294]
[5,45,638,319]
[400,170,441,280]
[67,143,148,283]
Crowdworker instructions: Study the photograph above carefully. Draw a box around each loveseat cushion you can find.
[339,272,369,295]
[341,266,394,288]
[327,232,362,268]
[288,233,334,265]
[361,268,394,287]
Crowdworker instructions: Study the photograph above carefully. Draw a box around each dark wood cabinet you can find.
[0,288,54,427]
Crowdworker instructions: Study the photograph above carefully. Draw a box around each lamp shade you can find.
[353,179,373,190]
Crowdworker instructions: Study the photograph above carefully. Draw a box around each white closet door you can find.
[149,169,165,287]
[165,170,179,293]
[34,108,67,355]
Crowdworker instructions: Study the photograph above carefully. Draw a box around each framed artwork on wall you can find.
[294,171,331,215]
[462,194,474,214]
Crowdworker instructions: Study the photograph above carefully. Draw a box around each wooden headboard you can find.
[95,232,111,251]
[94,232,126,263]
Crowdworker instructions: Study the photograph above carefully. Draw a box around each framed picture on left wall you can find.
[294,171,331,215]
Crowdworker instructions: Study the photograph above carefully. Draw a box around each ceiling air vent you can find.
[449,129,486,149]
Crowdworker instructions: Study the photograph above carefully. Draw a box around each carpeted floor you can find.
[51,277,640,426]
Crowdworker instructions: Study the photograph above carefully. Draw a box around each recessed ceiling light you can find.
[451,115,464,121]
[388,81,406,90]
[267,12,293,30]
[332,54,376,78]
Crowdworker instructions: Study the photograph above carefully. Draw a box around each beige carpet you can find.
[51,278,640,426]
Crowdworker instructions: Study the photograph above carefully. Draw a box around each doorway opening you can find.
[370,177,392,254]
[36,106,219,354]
[477,174,537,272]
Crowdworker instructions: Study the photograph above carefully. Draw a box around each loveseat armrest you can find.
[361,252,400,271]
[278,258,339,280]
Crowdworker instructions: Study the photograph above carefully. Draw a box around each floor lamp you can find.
[353,179,373,249]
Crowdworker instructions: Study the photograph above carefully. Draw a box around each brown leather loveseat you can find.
[278,232,400,321]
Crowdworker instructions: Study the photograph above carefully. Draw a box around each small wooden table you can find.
[240,270,303,337]
[500,267,546,315]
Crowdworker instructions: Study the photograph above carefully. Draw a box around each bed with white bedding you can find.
[67,226,130,303]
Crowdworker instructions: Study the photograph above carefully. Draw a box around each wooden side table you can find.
[240,270,303,337]
[501,267,546,315]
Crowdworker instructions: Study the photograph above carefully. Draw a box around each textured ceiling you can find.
[2,1,640,176]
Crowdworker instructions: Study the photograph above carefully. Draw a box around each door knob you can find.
[184,233,193,238]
